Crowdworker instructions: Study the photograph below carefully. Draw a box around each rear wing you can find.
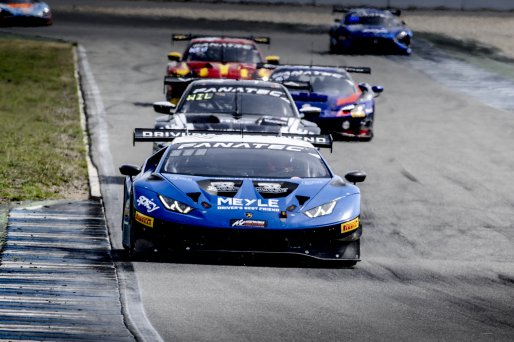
[332,6,401,16]
[164,76,196,85]
[344,66,371,74]
[172,33,271,45]
[133,128,333,150]
[276,64,370,74]
[282,81,312,92]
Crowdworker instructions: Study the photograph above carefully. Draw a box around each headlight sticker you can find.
[341,217,359,233]
[136,195,160,213]
[135,211,154,228]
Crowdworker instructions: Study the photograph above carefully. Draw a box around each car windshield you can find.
[184,42,262,64]
[344,14,392,26]
[163,145,331,178]
[177,85,296,117]
[270,70,357,97]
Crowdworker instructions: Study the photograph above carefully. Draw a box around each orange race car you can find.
[164,34,279,103]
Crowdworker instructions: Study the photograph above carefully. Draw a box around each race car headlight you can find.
[159,195,193,214]
[42,7,50,14]
[304,200,337,218]
[396,31,408,40]
[337,104,366,118]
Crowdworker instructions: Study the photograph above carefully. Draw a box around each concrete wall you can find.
[219,0,514,10]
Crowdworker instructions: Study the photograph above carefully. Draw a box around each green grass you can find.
[0,36,89,204]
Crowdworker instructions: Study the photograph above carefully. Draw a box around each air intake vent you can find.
[187,192,201,202]
[296,195,310,206]
[197,180,242,197]
[253,181,298,198]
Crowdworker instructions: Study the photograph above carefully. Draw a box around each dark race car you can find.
[329,7,412,55]
[269,65,383,141]
[120,130,366,265]
[0,0,52,26]
[164,34,280,103]
[153,79,322,151]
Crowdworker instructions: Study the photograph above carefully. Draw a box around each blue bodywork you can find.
[269,66,383,140]
[120,136,365,263]
[329,8,412,55]
[0,0,52,26]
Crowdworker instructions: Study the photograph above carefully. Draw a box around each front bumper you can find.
[333,35,410,54]
[133,216,362,261]
[0,10,52,26]
[314,116,373,140]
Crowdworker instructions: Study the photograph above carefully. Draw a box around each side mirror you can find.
[119,164,141,177]
[372,85,384,97]
[299,105,321,119]
[345,171,366,184]
[167,52,182,62]
[358,83,369,92]
[153,101,176,115]
[265,55,280,65]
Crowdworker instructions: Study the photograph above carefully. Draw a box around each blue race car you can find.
[269,65,383,141]
[0,0,52,26]
[329,7,412,55]
[120,130,366,265]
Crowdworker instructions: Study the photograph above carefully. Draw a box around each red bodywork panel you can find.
[167,37,269,80]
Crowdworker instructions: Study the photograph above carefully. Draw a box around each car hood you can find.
[291,91,363,116]
[346,24,402,36]
[133,174,361,229]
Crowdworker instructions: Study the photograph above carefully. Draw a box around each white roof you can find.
[172,134,315,148]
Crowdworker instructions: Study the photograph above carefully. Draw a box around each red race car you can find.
[164,34,280,103]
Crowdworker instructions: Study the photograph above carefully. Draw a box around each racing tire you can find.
[329,42,340,54]
[123,200,155,260]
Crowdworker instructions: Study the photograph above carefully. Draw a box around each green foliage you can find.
[0,38,89,203]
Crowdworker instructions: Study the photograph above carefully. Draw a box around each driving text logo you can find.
[218,197,279,212]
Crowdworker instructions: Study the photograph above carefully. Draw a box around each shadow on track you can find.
[111,248,358,269]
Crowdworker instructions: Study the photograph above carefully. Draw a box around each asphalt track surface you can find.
[3,4,514,342]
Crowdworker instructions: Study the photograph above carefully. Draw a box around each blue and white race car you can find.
[0,0,52,26]
[269,65,383,140]
[329,7,412,55]
[120,130,366,265]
